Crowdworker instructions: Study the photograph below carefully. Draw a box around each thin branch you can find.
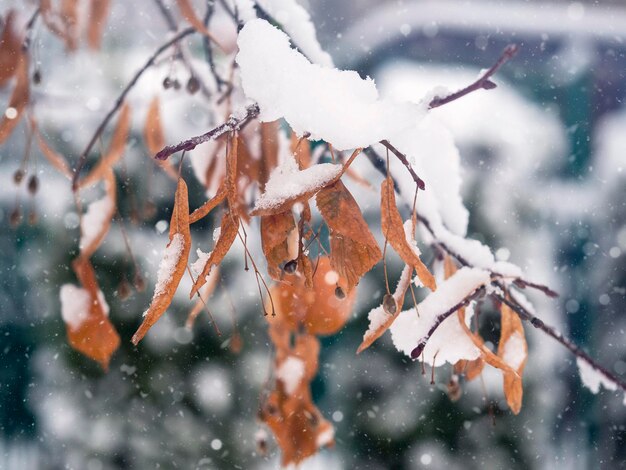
[22,7,40,51]
[380,139,425,190]
[71,27,197,190]
[410,286,486,359]
[428,44,519,109]
[155,103,260,160]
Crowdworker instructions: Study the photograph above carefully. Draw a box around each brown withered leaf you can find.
[143,96,178,180]
[316,180,382,291]
[0,54,28,145]
[86,0,111,49]
[189,183,226,224]
[66,257,120,370]
[290,131,311,169]
[78,103,131,189]
[225,134,239,211]
[0,10,21,87]
[132,178,191,345]
[40,0,76,50]
[79,168,116,258]
[175,0,223,48]
[33,123,72,179]
[185,266,220,330]
[497,299,528,414]
[356,264,412,354]
[189,212,239,298]
[454,357,485,381]
[381,175,436,291]
[259,121,279,190]
[261,211,296,280]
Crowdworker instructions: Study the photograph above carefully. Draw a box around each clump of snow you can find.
[153,234,185,297]
[576,357,617,394]
[501,331,526,370]
[390,267,490,366]
[191,248,211,278]
[236,19,423,151]
[60,284,91,330]
[403,219,421,257]
[253,153,341,213]
[79,194,114,251]
[276,356,305,395]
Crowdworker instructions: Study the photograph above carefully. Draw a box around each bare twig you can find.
[428,44,519,109]
[71,27,197,190]
[380,139,426,190]
[155,103,260,160]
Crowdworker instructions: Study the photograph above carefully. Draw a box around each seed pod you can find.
[117,278,132,300]
[28,210,37,225]
[13,169,25,184]
[172,79,181,90]
[32,69,41,84]
[27,175,39,195]
[283,259,297,274]
[229,331,243,354]
[334,285,346,299]
[143,201,157,220]
[162,76,172,89]
[382,293,397,315]
[186,76,200,94]
[447,375,462,402]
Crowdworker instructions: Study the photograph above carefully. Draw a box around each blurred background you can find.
[1,0,625,469]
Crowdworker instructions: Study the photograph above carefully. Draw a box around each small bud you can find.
[334,285,346,299]
[186,76,200,94]
[172,79,181,90]
[229,331,243,354]
[382,293,397,315]
[9,207,21,227]
[28,210,38,225]
[117,278,132,300]
[133,271,146,292]
[162,77,172,89]
[27,175,39,195]
[283,259,297,274]
[32,69,41,85]
[13,169,25,184]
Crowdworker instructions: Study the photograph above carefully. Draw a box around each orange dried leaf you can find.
[226,134,239,211]
[78,103,131,189]
[86,0,111,49]
[175,0,224,49]
[143,96,178,180]
[0,10,21,87]
[62,257,120,370]
[189,183,226,224]
[356,264,413,353]
[189,212,239,298]
[261,211,296,280]
[381,175,436,291]
[0,55,29,145]
[497,299,528,414]
[316,180,382,291]
[290,131,311,169]
[132,178,191,345]
[259,121,279,190]
[79,168,116,258]
[60,0,80,50]
[186,266,220,330]
[34,127,72,179]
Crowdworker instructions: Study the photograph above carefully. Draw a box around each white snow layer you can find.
[253,152,341,212]
[276,356,305,395]
[79,194,114,251]
[153,234,185,298]
[390,267,490,366]
[236,19,423,151]
[191,248,211,279]
[59,284,91,330]
[576,357,617,394]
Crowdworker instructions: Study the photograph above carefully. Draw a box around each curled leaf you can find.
[189,183,227,224]
[189,212,239,298]
[261,211,296,280]
[78,103,131,189]
[34,124,72,179]
[316,180,382,291]
[144,96,178,179]
[79,168,116,258]
[132,178,191,344]
[381,175,435,290]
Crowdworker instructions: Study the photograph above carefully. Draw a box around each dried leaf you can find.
[79,168,116,258]
[261,211,296,280]
[78,103,131,189]
[226,134,238,211]
[143,96,178,180]
[497,299,528,414]
[290,131,311,169]
[0,11,21,87]
[63,257,120,370]
[316,180,382,291]
[60,0,80,50]
[86,0,111,49]
[34,125,72,179]
[189,212,239,298]
[175,0,223,48]
[356,264,412,353]
[132,178,191,345]
[189,183,226,224]
[0,54,28,145]
[186,266,220,329]
[259,121,279,190]
[381,175,436,290]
